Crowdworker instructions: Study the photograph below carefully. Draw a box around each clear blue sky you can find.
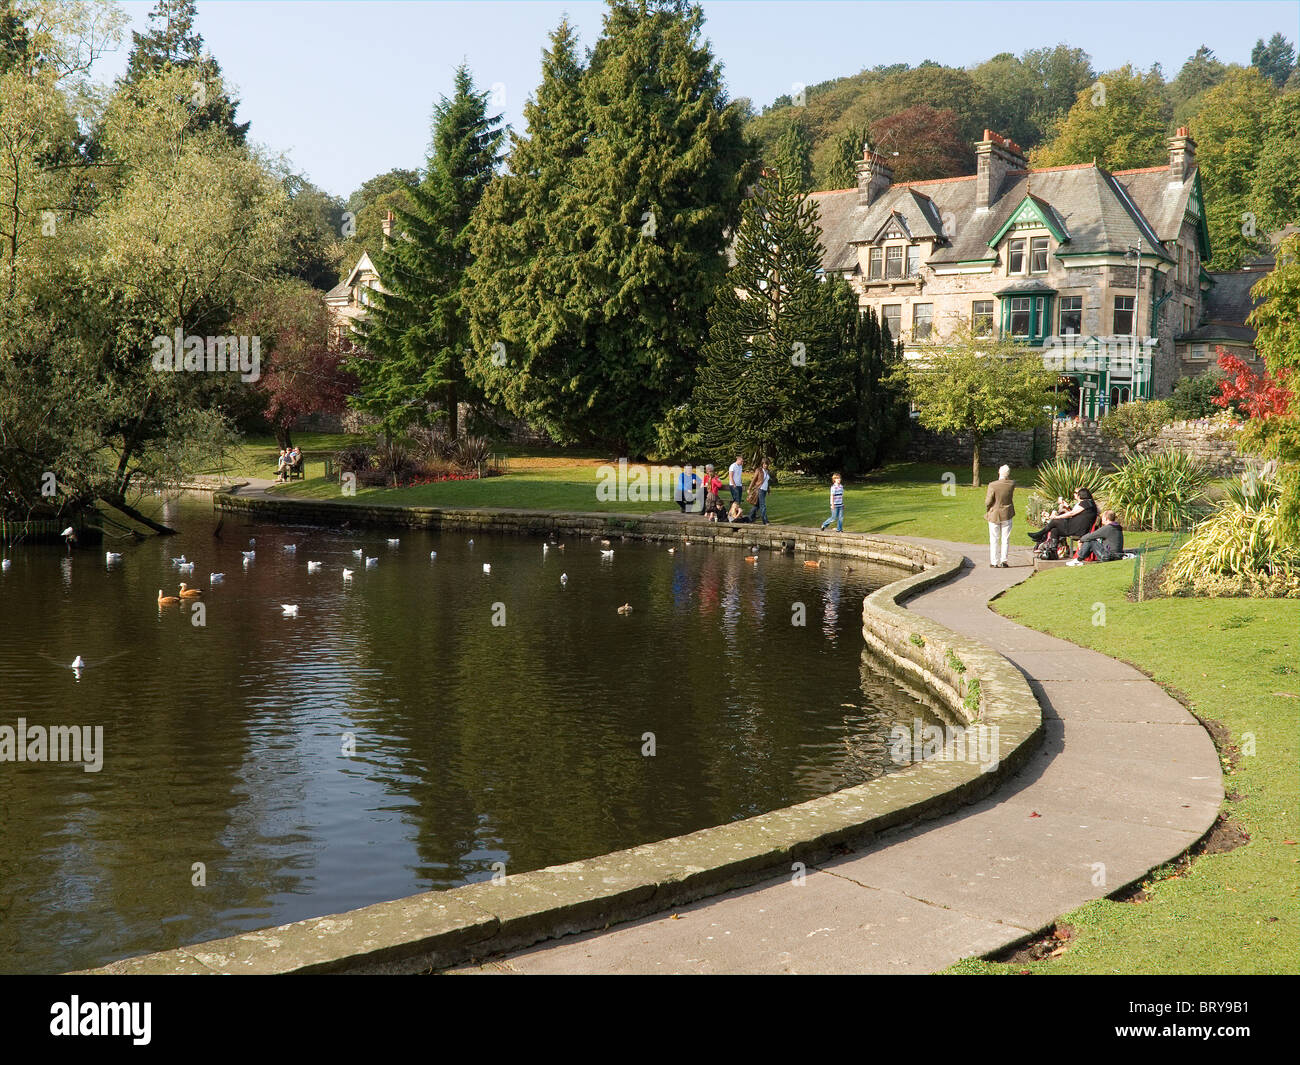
[93,0,1299,198]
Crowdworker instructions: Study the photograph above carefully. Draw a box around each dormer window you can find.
[1030,236,1049,273]
[1008,238,1025,273]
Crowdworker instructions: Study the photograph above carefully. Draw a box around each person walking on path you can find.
[727,456,744,507]
[820,473,845,532]
[748,460,771,524]
[984,464,1015,568]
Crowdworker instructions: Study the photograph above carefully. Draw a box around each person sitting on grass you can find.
[728,501,749,524]
[1068,510,1124,565]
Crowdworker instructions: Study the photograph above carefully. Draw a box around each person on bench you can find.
[1070,510,1124,564]
[1028,487,1097,548]
[275,448,290,482]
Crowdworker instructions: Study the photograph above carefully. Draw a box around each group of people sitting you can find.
[1027,486,1125,563]
[275,446,303,482]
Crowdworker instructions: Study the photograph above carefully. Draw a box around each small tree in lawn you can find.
[1098,398,1172,454]
[893,321,1058,486]
[234,279,356,448]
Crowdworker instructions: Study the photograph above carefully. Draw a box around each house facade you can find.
[811,127,1213,418]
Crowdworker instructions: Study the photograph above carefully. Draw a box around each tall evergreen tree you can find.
[692,159,854,472]
[465,18,591,444]
[1251,33,1296,89]
[120,0,248,144]
[466,0,753,455]
[352,64,504,438]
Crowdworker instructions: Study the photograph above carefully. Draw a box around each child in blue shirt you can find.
[820,473,844,532]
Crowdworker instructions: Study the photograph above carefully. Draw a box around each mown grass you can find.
[947,556,1299,975]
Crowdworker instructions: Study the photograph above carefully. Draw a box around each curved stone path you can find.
[448,537,1223,974]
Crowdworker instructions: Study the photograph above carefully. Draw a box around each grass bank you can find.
[948,555,1298,974]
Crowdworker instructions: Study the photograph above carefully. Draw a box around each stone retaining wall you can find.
[81,498,1042,975]
[907,419,1249,475]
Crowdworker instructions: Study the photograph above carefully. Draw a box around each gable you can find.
[987,194,1070,249]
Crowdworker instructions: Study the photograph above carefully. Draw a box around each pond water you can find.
[0,495,944,973]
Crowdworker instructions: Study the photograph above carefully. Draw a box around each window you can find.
[1008,238,1025,274]
[1183,304,1195,333]
[868,248,882,279]
[1009,297,1032,337]
[882,304,901,339]
[1113,295,1135,335]
[1030,236,1049,274]
[1059,296,1082,335]
[1191,344,1208,360]
[972,300,994,336]
[913,303,933,340]
[885,245,903,278]
[1109,384,1131,407]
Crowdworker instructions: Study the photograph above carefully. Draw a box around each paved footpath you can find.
[449,536,1223,975]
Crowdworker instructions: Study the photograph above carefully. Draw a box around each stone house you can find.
[323,212,393,349]
[811,127,1213,419]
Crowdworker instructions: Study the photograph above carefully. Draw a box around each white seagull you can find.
[209,572,224,583]
[387,538,400,546]
[170,555,187,567]
[283,544,297,553]
[342,568,353,580]
[281,604,299,617]
[105,551,122,563]
[559,573,568,585]
[429,551,437,560]
[177,562,194,573]
[241,549,255,560]
[483,563,491,574]
[306,561,322,572]
[352,548,364,558]
[600,549,614,559]
[365,556,378,568]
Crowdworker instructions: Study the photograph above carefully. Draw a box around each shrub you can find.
[372,439,417,486]
[1098,399,1172,453]
[407,425,456,462]
[1104,450,1211,531]
[1168,370,1226,420]
[1029,457,1108,521]
[332,444,374,476]
[451,435,493,473]
[1162,472,1300,596]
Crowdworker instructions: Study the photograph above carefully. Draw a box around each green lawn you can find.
[191,432,358,480]
[268,456,1086,544]
[947,557,1299,975]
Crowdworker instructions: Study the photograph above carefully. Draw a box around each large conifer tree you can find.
[465,0,753,455]
[692,159,855,472]
[353,64,504,437]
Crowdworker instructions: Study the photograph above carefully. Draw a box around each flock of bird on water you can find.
[4,526,831,640]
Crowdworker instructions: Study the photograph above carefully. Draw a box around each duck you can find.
[683,540,691,546]
[365,556,378,568]
[744,556,758,563]
[803,559,822,568]
[342,568,353,580]
[306,560,322,572]
[600,539,611,547]
[352,548,363,558]
[482,563,491,574]
[429,551,437,560]
[600,549,614,559]
[157,589,180,605]
[105,551,122,563]
[667,547,675,554]
[71,656,85,669]
[209,572,224,583]
[178,583,202,599]
[467,538,474,546]
[617,603,633,614]
[281,604,299,617]
[559,573,568,585]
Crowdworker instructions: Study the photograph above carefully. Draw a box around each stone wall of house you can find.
[903,418,1251,475]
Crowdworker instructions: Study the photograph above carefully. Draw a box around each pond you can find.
[0,495,944,973]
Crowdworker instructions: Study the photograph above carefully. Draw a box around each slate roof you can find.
[808,162,1194,273]
[1180,270,1265,343]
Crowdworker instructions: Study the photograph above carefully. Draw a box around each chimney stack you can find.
[974,129,1028,212]
[855,142,894,207]
[1168,127,1197,183]
[381,210,395,245]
